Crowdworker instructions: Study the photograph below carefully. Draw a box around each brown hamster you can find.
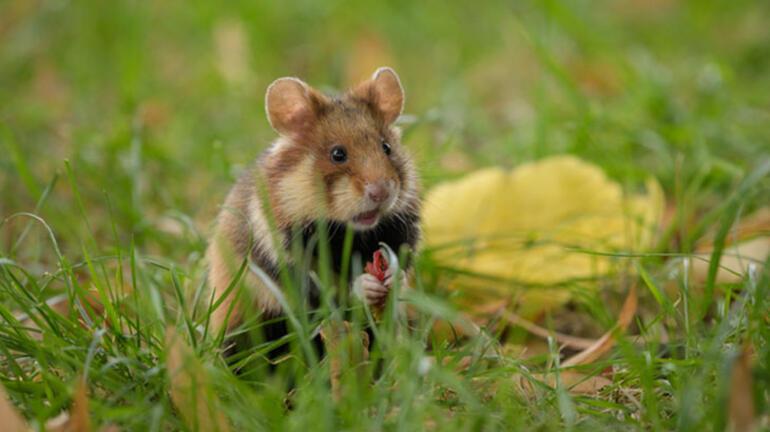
[206,67,421,340]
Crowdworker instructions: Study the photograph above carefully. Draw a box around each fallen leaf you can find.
[692,206,770,284]
[728,345,757,432]
[421,355,477,374]
[562,284,637,367]
[692,207,770,284]
[47,377,92,432]
[46,412,71,431]
[17,376,94,432]
[70,378,91,432]
[500,310,596,350]
[166,327,230,432]
[320,320,370,403]
[0,385,28,432]
[423,155,663,319]
[704,207,770,245]
[515,371,613,396]
[503,370,614,399]
[13,290,119,337]
[693,237,770,284]
[48,377,122,432]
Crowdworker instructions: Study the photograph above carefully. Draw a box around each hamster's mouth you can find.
[352,209,380,227]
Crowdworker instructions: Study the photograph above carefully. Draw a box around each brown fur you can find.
[207,67,420,333]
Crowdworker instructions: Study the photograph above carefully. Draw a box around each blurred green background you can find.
[2,0,770,267]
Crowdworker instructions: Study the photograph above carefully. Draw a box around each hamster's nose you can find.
[365,182,391,204]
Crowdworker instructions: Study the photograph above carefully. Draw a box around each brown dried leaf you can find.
[45,377,92,432]
[166,327,230,432]
[512,371,612,397]
[693,207,770,284]
[14,291,112,337]
[562,284,637,367]
[0,385,29,432]
[728,345,757,432]
[320,320,370,403]
[501,310,596,350]
[46,412,71,431]
[45,378,91,432]
[70,378,91,432]
[421,355,476,374]
[693,237,770,284]
[700,207,770,248]
[45,378,120,432]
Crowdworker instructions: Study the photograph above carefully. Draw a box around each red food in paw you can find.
[365,250,389,282]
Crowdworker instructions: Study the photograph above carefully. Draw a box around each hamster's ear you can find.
[352,67,404,125]
[265,77,328,136]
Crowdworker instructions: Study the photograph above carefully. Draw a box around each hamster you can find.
[206,67,421,349]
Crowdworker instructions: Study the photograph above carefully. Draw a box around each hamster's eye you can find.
[381,139,392,156]
[330,146,348,164]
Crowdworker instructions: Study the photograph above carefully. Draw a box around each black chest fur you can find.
[291,210,420,278]
[226,210,420,371]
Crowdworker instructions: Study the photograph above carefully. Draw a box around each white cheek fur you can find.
[329,177,363,219]
[274,156,327,220]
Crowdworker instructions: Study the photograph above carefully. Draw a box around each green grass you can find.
[2,0,770,430]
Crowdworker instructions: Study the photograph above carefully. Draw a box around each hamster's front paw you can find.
[353,273,390,307]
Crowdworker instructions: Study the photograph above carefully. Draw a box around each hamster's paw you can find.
[353,273,390,307]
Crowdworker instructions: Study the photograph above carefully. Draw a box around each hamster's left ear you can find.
[265,77,329,137]
[352,67,404,125]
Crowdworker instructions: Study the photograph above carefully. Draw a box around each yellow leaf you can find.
[423,155,663,318]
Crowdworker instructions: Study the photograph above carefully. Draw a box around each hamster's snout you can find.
[365,181,391,204]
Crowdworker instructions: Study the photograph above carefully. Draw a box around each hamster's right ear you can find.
[265,78,328,136]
